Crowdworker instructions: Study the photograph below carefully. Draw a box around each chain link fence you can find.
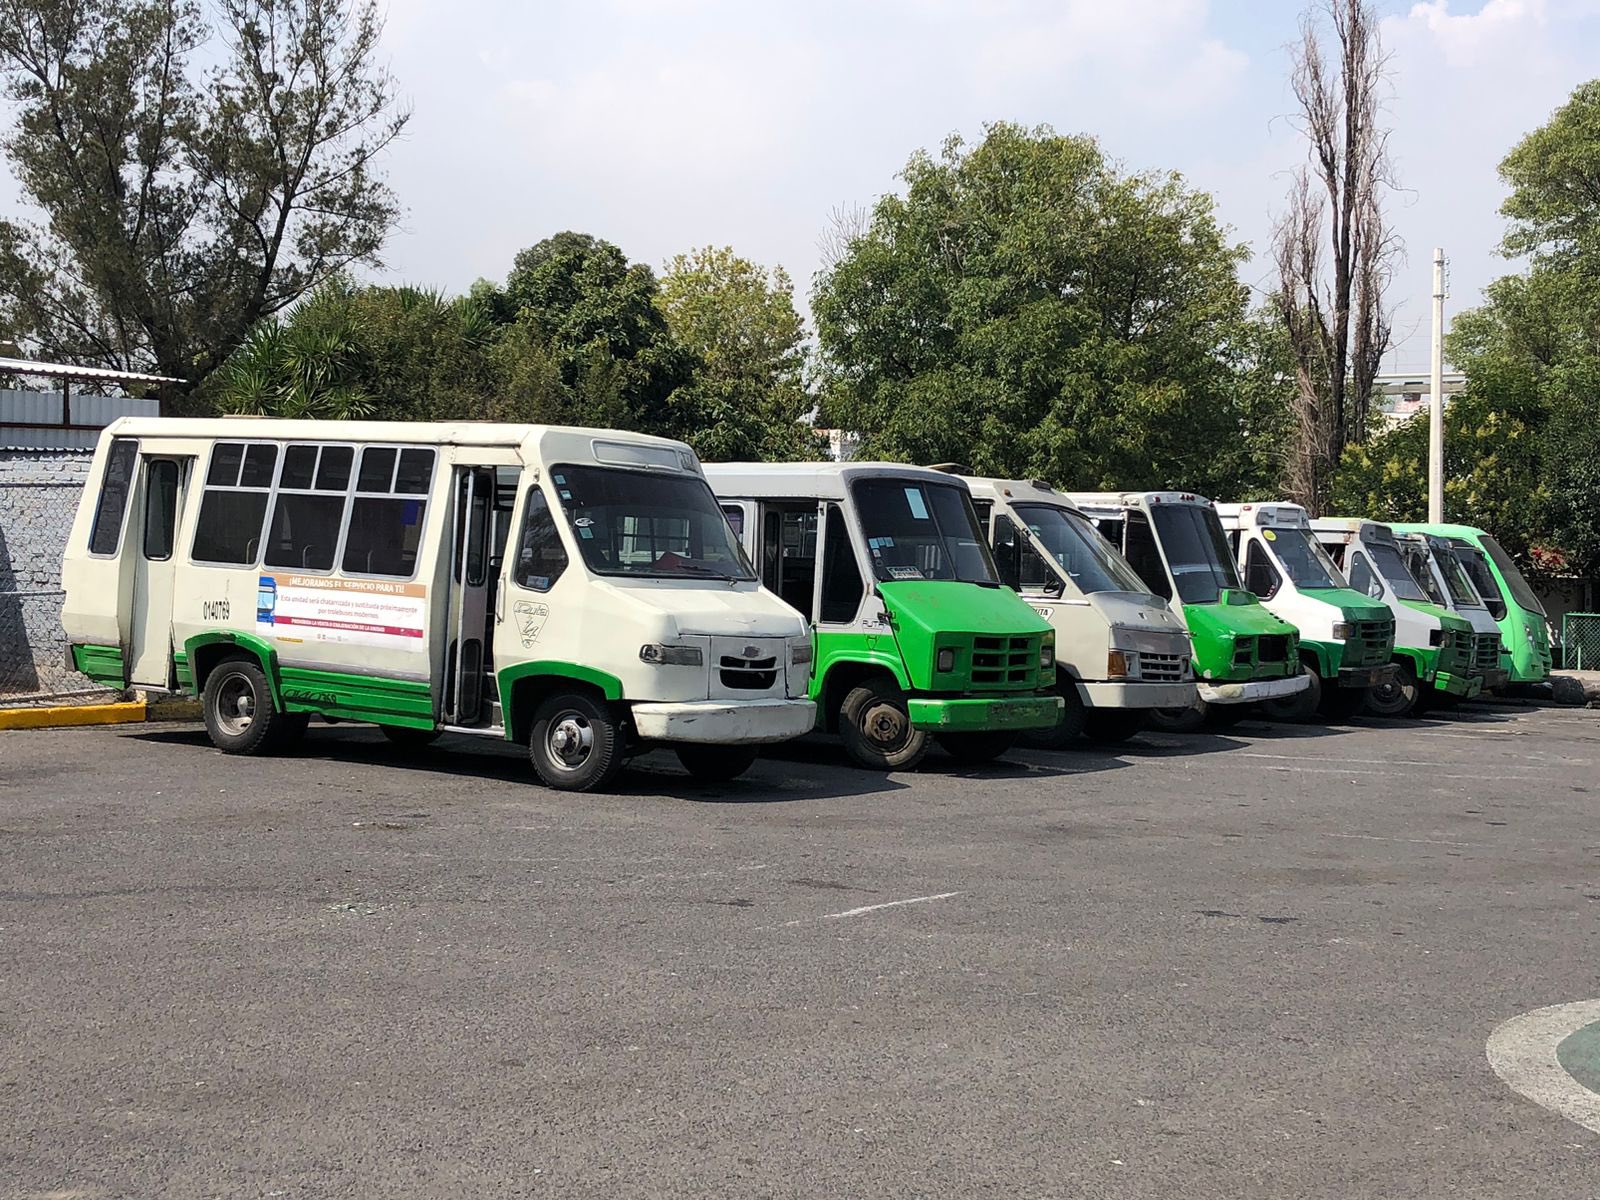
[1559,613,1600,672]
[0,588,119,705]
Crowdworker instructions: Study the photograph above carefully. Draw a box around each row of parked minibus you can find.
[60,419,1554,791]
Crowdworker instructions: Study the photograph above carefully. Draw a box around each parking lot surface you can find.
[3,703,1599,1198]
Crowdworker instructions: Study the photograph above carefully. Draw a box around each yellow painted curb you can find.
[0,701,149,730]
[147,699,202,721]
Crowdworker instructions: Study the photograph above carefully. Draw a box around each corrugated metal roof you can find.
[0,355,180,385]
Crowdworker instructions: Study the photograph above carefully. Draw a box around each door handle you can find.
[495,582,505,624]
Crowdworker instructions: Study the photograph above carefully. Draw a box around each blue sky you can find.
[368,0,1600,371]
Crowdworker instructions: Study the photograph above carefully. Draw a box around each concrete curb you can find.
[0,697,202,731]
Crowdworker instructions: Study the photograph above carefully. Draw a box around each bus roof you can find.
[960,477,1081,510]
[1213,501,1311,530]
[702,461,972,501]
[1064,490,1215,517]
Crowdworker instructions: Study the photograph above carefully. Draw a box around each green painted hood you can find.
[1399,597,1471,633]
[1182,592,1299,682]
[1299,586,1393,623]
[878,580,1052,637]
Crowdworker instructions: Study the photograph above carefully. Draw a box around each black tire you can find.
[1319,685,1368,721]
[1365,660,1421,718]
[1260,665,1321,723]
[270,711,312,751]
[1020,674,1086,750]
[1083,709,1146,745]
[936,731,1017,765]
[838,678,928,771]
[1148,702,1205,733]
[381,725,441,751]
[675,744,760,782]
[202,657,286,756]
[528,692,624,792]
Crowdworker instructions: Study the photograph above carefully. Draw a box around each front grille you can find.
[1258,634,1290,664]
[1351,617,1393,667]
[1440,632,1471,674]
[969,634,1038,688]
[1233,637,1256,667]
[719,653,778,690]
[1141,652,1186,682]
[1472,632,1500,673]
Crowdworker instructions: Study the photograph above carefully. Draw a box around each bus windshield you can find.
[551,465,756,581]
[1434,544,1483,607]
[1268,527,1343,589]
[1150,504,1241,604]
[1366,541,1428,602]
[1013,503,1151,595]
[852,478,999,584]
[1451,543,1507,620]
[1481,534,1546,616]
[1400,543,1449,607]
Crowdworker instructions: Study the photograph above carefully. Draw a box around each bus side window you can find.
[513,487,568,593]
[819,503,863,624]
[264,444,352,573]
[1123,514,1170,600]
[1244,539,1281,599]
[142,460,180,561]
[192,441,276,565]
[342,447,434,578]
[721,504,744,539]
[991,514,1021,590]
[1348,552,1382,600]
[89,437,139,556]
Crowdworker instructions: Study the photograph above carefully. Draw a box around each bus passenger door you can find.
[444,467,495,726]
[128,456,191,688]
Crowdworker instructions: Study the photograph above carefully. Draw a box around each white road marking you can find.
[773,891,965,928]
[1326,832,1479,848]
[1486,999,1600,1136]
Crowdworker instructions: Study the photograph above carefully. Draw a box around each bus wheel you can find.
[1020,677,1085,750]
[529,693,623,791]
[1202,704,1251,730]
[203,657,286,756]
[1319,686,1367,721]
[1364,662,1420,718]
[839,679,928,770]
[675,744,760,782]
[381,725,441,751]
[1261,666,1321,723]
[937,731,1016,764]
[1148,703,1205,733]
[1083,710,1146,745]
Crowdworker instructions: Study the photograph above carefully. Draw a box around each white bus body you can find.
[62,419,814,790]
[1395,531,1508,691]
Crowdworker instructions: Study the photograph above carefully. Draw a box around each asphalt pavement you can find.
[2,701,1598,1198]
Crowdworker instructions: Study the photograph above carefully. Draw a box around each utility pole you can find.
[1428,247,1445,523]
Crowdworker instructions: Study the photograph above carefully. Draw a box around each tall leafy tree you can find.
[489,232,692,434]
[813,122,1262,497]
[0,0,408,405]
[656,246,823,461]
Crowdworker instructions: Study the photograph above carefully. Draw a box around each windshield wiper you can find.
[655,562,743,580]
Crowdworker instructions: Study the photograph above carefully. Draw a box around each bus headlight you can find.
[790,641,813,666]
[1039,643,1054,671]
[1332,621,1353,640]
[640,643,703,666]
[1107,649,1136,679]
[937,647,956,672]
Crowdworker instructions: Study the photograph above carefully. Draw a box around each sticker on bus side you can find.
[255,574,426,647]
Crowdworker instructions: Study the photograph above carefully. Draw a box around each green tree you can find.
[812,122,1265,496]
[0,0,408,404]
[490,231,692,434]
[656,246,823,461]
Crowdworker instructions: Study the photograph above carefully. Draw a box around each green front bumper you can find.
[1433,670,1482,699]
[906,694,1063,732]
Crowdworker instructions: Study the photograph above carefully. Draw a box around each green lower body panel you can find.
[71,643,125,689]
[1432,670,1481,699]
[173,650,194,692]
[277,666,435,730]
[906,693,1063,732]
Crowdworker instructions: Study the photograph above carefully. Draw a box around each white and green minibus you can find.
[1395,531,1509,693]
[62,419,816,790]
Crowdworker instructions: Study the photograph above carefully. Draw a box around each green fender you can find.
[1300,639,1336,678]
[497,661,626,739]
[814,643,913,700]
[1392,645,1431,681]
[184,631,283,707]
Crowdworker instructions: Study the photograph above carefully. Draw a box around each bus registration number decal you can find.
[513,600,550,647]
[202,600,230,622]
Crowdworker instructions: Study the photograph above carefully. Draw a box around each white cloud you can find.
[1386,0,1548,67]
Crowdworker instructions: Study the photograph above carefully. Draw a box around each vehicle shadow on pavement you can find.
[123,725,915,806]
[756,733,1126,782]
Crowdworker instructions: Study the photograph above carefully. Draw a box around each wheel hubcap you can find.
[216,674,255,737]
[546,712,594,770]
[861,700,910,751]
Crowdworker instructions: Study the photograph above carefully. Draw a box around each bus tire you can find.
[1020,676,1085,750]
[1319,686,1367,721]
[1202,703,1251,730]
[1083,709,1146,745]
[1260,665,1321,723]
[675,744,760,782]
[202,657,286,756]
[839,679,928,771]
[1148,702,1205,733]
[936,731,1016,764]
[381,725,441,751]
[528,692,623,792]
[1365,661,1421,718]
